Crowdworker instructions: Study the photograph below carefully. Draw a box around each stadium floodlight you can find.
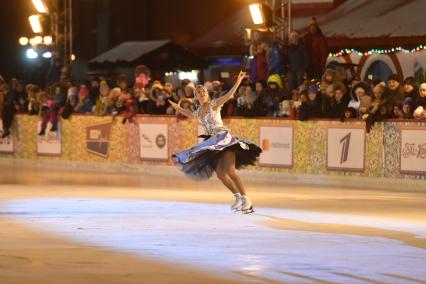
[32,0,49,13]
[249,3,272,27]
[34,36,43,45]
[249,4,264,24]
[19,37,29,46]
[29,15,43,33]
[43,35,53,45]
[42,51,52,58]
[26,48,38,59]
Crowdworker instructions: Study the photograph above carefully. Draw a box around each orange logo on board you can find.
[262,139,270,151]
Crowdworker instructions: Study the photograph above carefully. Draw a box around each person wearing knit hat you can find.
[297,84,322,120]
[348,81,370,116]
[371,81,389,115]
[387,73,405,114]
[359,95,372,119]
[403,76,417,100]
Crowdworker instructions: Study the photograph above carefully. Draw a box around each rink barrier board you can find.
[0,115,425,180]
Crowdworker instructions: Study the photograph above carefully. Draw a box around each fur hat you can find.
[387,73,400,82]
[403,76,415,87]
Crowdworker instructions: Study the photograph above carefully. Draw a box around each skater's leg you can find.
[221,151,254,213]
[221,151,246,195]
[215,155,239,195]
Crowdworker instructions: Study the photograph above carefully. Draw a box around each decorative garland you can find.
[329,44,426,57]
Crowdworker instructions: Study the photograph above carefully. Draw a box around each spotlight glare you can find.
[29,15,43,33]
[42,51,52,58]
[32,0,49,13]
[43,36,53,45]
[26,48,38,59]
[249,4,264,25]
[19,37,29,46]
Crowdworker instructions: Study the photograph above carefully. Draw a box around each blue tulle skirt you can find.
[173,130,262,180]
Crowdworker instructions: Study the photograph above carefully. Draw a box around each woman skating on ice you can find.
[169,71,262,214]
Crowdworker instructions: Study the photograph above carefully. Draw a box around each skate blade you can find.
[242,206,254,214]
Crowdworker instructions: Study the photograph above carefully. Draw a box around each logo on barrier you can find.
[400,128,426,174]
[259,125,293,167]
[340,132,351,164]
[327,128,364,171]
[139,123,168,161]
[86,121,112,158]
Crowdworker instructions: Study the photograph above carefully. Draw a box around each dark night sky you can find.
[0,0,247,79]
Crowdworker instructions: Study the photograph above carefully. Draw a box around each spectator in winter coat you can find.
[359,96,372,120]
[74,84,93,114]
[415,83,426,109]
[304,18,328,80]
[327,84,349,119]
[249,43,267,83]
[403,77,417,101]
[401,97,414,119]
[95,81,110,116]
[261,41,284,76]
[387,74,405,114]
[370,82,389,115]
[287,31,309,92]
[121,89,137,124]
[26,84,41,115]
[264,74,287,116]
[297,84,322,120]
[348,82,370,116]
[1,84,17,138]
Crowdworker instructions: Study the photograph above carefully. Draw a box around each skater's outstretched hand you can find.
[236,70,248,83]
[215,70,248,108]
[168,99,194,118]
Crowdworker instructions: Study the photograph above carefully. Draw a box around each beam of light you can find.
[249,4,264,25]
[32,0,49,13]
[26,48,38,59]
[29,15,43,34]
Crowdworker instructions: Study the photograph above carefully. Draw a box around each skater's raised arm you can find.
[168,100,195,118]
[214,71,248,108]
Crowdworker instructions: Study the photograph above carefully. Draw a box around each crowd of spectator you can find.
[1,19,426,139]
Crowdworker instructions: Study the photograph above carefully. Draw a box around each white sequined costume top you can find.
[193,99,226,135]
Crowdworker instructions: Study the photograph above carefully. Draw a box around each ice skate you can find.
[241,195,254,214]
[231,193,242,212]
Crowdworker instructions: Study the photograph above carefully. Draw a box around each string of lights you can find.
[329,44,426,57]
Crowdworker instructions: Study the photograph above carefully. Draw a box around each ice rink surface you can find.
[1,164,426,283]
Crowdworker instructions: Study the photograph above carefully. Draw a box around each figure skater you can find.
[169,71,262,214]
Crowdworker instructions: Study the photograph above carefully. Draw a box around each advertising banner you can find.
[400,127,426,175]
[327,127,365,171]
[139,123,169,161]
[259,125,293,167]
